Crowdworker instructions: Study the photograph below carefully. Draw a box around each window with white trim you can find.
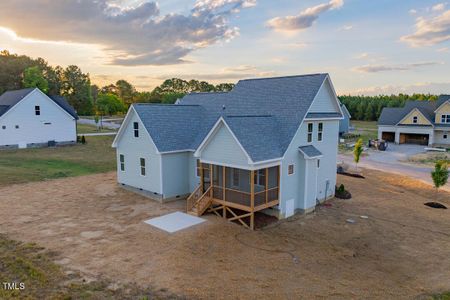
[119,154,125,171]
[412,116,418,124]
[133,122,139,137]
[307,123,313,143]
[318,122,323,141]
[441,115,450,123]
[444,133,448,139]
[317,159,320,168]
[140,158,146,176]
[288,164,294,175]
[35,105,40,116]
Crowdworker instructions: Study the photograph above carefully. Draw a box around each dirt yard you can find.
[0,170,449,299]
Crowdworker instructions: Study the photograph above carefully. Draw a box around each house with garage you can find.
[112,74,343,229]
[377,95,450,146]
[0,87,78,149]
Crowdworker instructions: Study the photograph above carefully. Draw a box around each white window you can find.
[35,105,40,116]
[288,164,294,175]
[133,122,139,137]
[441,115,450,123]
[444,134,448,139]
[318,123,323,141]
[119,154,125,171]
[140,158,146,176]
[1,126,5,129]
[412,116,418,124]
[317,159,320,168]
[307,123,313,143]
[15,125,19,129]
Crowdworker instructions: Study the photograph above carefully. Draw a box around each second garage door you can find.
[399,133,429,145]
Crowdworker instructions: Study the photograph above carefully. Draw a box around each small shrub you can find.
[335,184,352,199]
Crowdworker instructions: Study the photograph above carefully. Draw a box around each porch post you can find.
[210,164,213,198]
[250,170,255,230]
[200,163,204,192]
[223,166,226,218]
[265,167,269,204]
[277,166,280,201]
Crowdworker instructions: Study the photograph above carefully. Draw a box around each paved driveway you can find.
[339,144,450,192]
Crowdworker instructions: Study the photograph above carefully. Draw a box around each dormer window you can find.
[35,105,40,116]
[441,115,450,123]
[412,116,418,124]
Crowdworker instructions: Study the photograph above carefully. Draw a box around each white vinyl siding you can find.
[201,122,249,167]
[0,89,76,147]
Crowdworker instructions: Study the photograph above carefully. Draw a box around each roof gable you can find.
[0,88,78,120]
[378,101,435,126]
[397,108,433,126]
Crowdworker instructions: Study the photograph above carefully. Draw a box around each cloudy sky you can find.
[0,0,449,95]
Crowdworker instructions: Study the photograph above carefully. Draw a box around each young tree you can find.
[22,66,49,93]
[353,138,364,171]
[431,160,449,197]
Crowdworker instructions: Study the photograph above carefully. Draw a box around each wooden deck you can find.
[187,163,280,229]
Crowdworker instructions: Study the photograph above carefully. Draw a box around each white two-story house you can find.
[113,74,343,229]
[0,87,78,149]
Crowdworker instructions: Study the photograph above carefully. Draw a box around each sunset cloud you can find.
[352,61,441,73]
[266,0,343,31]
[0,0,255,66]
[401,9,450,46]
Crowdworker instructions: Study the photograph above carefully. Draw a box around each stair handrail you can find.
[186,185,202,212]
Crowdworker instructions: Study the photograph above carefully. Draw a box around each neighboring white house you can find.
[0,88,78,149]
[378,95,450,146]
[113,74,343,229]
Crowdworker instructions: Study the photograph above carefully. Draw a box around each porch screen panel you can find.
[267,166,279,201]
[212,165,223,200]
[254,169,266,206]
[225,167,251,207]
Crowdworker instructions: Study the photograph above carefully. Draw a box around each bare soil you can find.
[0,170,449,299]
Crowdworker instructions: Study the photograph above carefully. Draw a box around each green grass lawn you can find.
[76,123,116,134]
[0,234,174,299]
[0,136,116,187]
[350,121,378,143]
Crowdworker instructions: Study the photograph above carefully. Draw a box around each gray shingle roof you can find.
[298,145,323,158]
[0,88,78,119]
[49,95,79,119]
[132,74,331,162]
[378,101,436,126]
[437,95,450,109]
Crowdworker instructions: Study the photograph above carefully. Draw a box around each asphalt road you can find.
[339,144,450,192]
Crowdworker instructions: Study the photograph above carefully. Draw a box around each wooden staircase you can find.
[186,186,212,216]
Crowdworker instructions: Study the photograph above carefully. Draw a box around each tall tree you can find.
[22,66,49,93]
[96,93,126,116]
[115,79,136,106]
[61,65,93,115]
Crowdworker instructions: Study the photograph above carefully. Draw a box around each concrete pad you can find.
[144,211,206,233]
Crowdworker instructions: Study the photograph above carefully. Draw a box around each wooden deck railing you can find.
[186,185,202,212]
